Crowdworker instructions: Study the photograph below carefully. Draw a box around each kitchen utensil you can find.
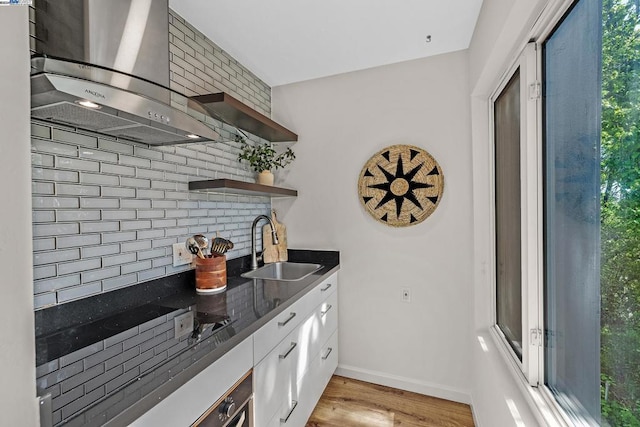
[210,237,234,256]
[186,237,205,259]
[193,234,209,259]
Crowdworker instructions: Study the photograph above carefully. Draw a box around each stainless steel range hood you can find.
[30,0,220,145]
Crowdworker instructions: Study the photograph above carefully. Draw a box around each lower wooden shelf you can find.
[188,179,297,197]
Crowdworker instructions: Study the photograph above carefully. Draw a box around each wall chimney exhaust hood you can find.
[30,0,220,145]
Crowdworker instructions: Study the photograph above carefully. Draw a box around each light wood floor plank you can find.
[306,375,475,427]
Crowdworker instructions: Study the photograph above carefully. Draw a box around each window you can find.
[495,70,523,361]
[543,0,602,423]
[492,0,640,424]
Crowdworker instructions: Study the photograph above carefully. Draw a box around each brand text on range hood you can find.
[30,0,220,145]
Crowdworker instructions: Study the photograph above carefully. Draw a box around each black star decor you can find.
[358,145,444,227]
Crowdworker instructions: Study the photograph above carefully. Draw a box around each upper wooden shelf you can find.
[191,93,298,143]
[188,179,298,197]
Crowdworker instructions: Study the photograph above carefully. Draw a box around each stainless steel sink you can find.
[241,262,323,282]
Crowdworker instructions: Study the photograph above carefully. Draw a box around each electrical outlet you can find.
[174,311,194,339]
[173,242,193,267]
[402,288,411,303]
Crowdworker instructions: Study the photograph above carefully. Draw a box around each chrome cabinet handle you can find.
[280,400,298,423]
[279,342,297,359]
[322,347,333,360]
[320,304,333,317]
[320,283,332,292]
[278,312,296,327]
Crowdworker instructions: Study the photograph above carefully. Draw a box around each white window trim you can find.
[489,41,542,388]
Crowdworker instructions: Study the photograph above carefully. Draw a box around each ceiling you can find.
[168,0,484,87]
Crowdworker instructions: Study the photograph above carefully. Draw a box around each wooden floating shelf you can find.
[191,92,298,143]
[188,179,298,197]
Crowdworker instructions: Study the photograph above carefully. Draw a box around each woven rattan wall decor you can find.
[358,144,444,227]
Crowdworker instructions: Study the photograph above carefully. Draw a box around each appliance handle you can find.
[230,410,246,427]
[280,400,298,423]
[279,342,297,359]
[278,312,297,327]
[320,304,333,316]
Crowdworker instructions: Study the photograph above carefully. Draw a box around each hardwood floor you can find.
[306,376,475,427]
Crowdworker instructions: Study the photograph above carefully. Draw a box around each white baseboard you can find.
[335,364,472,405]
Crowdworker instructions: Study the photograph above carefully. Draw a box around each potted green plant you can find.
[238,140,295,185]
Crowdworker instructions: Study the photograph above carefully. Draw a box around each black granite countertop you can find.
[34,249,339,427]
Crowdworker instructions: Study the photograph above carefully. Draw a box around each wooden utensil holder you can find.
[195,255,227,294]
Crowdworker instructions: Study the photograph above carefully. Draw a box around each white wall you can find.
[272,51,474,403]
[0,6,39,426]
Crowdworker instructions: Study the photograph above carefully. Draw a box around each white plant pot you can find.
[257,170,274,186]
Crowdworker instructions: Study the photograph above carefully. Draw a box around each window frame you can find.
[487,0,606,425]
[489,41,543,388]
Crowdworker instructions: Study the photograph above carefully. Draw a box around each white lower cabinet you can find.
[254,272,339,427]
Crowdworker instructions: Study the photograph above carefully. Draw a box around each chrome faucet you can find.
[250,215,279,270]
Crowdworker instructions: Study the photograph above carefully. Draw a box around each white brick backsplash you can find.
[138,267,166,282]
[101,163,135,176]
[101,187,136,198]
[121,261,152,275]
[101,210,136,221]
[120,177,150,188]
[56,184,101,197]
[32,153,54,167]
[120,241,152,253]
[32,139,79,157]
[33,223,80,237]
[121,199,151,209]
[136,229,165,240]
[98,139,134,155]
[31,10,274,308]
[34,275,81,294]
[57,282,102,303]
[80,198,119,209]
[79,148,118,163]
[56,157,100,172]
[80,222,120,234]
[81,173,120,186]
[33,249,80,266]
[82,244,120,259]
[81,266,121,283]
[33,210,55,223]
[52,129,98,148]
[33,196,80,210]
[102,274,137,292]
[57,235,101,249]
[101,231,137,244]
[58,259,102,276]
[119,155,151,168]
[138,248,166,261]
[56,210,101,222]
[33,238,56,252]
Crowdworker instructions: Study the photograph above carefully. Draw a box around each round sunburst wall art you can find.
[358,144,444,227]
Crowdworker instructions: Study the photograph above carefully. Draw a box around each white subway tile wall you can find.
[30,9,275,309]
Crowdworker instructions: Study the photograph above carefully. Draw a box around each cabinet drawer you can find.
[292,289,338,382]
[253,328,300,424]
[311,272,338,303]
[253,272,338,364]
[315,289,338,359]
[268,397,302,427]
[296,330,339,425]
[254,293,312,364]
[315,329,339,392]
